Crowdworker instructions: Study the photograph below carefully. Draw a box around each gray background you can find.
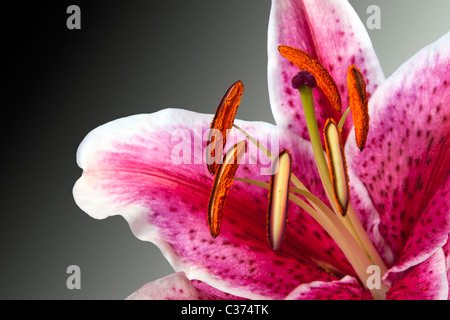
[1,0,449,299]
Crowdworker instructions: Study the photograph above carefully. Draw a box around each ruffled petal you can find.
[345,32,450,260]
[386,249,449,300]
[285,275,371,300]
[126,272,219,300]
[268,0,384,144]
[73,108,351,300]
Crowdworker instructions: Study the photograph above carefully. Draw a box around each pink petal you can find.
[74,109,351,299]
[268,0,384,144]
[384,178,450,285]
[386,249,448,300]
[345,32,450,261]
[190,279,247,300]
[284,275,371,300]
[126,272,218,300]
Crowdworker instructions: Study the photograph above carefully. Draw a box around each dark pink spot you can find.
[285,87,293,95]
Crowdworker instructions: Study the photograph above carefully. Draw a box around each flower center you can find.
[205,47,389,299]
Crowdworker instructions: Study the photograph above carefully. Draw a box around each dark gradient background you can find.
[2,1,449,299]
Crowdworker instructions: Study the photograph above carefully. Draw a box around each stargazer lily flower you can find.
[73,0,450,300]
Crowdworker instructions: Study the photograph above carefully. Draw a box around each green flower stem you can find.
[297,86,338,213]
[298,86,363,245]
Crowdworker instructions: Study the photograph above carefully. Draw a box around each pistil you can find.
[291,69,389,296]
[280,46,389,275]
[293,72,341,217]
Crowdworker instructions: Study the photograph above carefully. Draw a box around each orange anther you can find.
[347,65,369,151]
[208,141,247,238]
[206,81,244,175]
[278,46,342,112]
